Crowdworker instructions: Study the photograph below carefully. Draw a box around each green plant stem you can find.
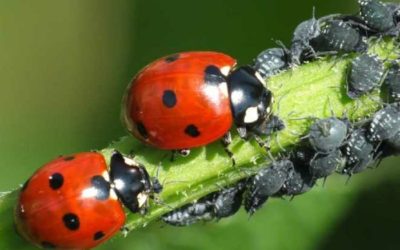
[0,39,397,249]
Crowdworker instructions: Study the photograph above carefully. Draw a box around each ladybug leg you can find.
[170,150,177,162]
[221,132,236,166]
[178,149,190,156]
[236,126,248,139]
[120,226,130,237]
[170,149,190,162]
[150,162,164,194]
[252,135,275,161]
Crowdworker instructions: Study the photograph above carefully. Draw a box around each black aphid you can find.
[253,48,289,79]
[346,53,385,99]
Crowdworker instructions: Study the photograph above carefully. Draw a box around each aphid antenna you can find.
[326,96,338,118]
[152,197,174,211]
[274,40,295,70]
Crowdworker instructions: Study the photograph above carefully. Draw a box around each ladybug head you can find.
[109,151,160,213]
[227,66,274,137]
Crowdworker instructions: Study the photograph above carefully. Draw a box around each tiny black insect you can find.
[358,0,400,36]
[384,60,400,102]
[387,131,400,153]
[310,19,367,55]
[342,127,375,174]
[309,150,345,179]
[244,160,293,215]
[253,48,289,79]
[162,182,245,226]
[368,103,400,142]
[272,151,316,196]
[251,115,285,137]
[212,182,246,219]
[346,54,385,99]
[161,199,213,227]
[277,163,315,196]
[308,117,348,153]
[290,11,321,64]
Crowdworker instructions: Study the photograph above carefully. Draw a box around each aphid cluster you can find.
[163,0,400,226]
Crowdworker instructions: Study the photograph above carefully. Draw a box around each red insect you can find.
[15,151,160,249]
[123,51,274,155]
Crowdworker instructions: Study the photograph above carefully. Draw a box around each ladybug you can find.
[15,151,160,249]
[122,51,274,155]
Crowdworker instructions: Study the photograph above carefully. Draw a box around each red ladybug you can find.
[15,151,160,249]
[123,51,274,155]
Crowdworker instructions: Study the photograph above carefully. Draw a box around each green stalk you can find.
[0,38,397,249]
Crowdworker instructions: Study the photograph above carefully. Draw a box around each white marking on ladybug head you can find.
[81,187,99,199]
[137,193,149,208]
[220,66,231,76]
[244,106,259,124]
[231,89,243,104]
[203,83,227,104]
[109,189,118,200]
[219,81,229,97]
[102,171,110,182]
[123,156,139,167]
[255,71,265,83]
[113,178,125,190]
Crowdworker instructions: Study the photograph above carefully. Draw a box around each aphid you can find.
[310,20,367,54]
[212,182,246,218]
[251,115,285,136]
[346,54,385,99]
[387,130,400,152]
[384,60,400,102]
[277,162,315,196]
[309,150,345,179]
[342,128,375,174]
[253,48,289,79]
[162,198,213,227]
[308,117,348,153]
[358,0,399,35]
[290,11,321,64]
[368,103,400,142]
[162,182,245,226]
[244,160,293,215]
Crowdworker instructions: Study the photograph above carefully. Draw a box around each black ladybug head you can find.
[227,66,273,131]
[109,151,158,213]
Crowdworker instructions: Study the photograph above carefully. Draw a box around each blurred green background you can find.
[1,0,400,249]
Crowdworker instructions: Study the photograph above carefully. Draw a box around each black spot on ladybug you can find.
[204,65,225,85]
[41,241,56,249]
[63,155,75,161]
[91,175,111,200]
[63,213,80,231]
[165,54,180,63]
[162,90,177,108]
[93,231,105,241]
[49,173,64,190]
[21,178,30,191]
[185,124,200,137]
[136,122,148,139]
